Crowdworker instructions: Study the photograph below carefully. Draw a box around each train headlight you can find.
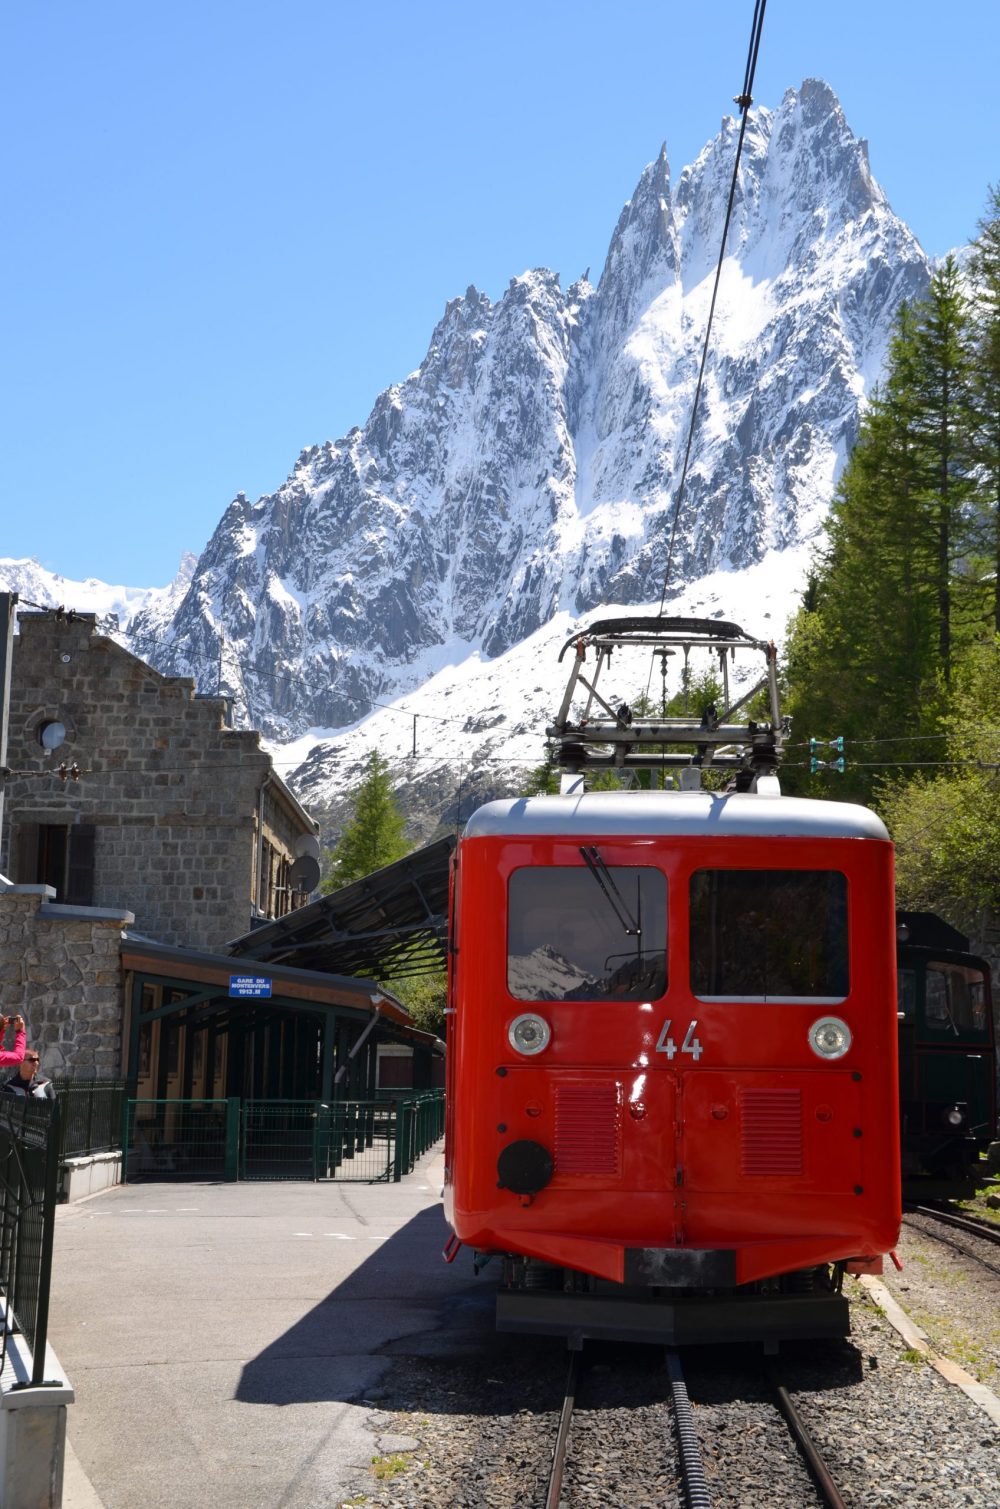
[508,1013,552,1056]
[808,1016,852,1060]
[942,1105,966,1129]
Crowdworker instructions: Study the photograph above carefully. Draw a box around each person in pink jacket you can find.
[0,1017,27,1067]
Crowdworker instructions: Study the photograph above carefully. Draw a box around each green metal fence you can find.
[125,1099,232,1179]
[122,1091,445,1183]
[54,1080,127,1162]
[0,1097,61,1386]
[392,1091,447,1181]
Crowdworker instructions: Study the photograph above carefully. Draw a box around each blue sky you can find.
[3,0,998,588]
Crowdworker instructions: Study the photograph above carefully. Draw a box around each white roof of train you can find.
[463,791,889,842]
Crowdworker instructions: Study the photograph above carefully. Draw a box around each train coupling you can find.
[845,1255,884,1275]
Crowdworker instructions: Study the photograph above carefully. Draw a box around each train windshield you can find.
[690,869,849,1002]
[507,865,667,1001]
[924,962,989,1038]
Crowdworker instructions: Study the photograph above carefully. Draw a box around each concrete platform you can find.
[49,1148,493,1509]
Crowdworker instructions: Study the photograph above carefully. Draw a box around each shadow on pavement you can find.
[236,1204,513,1406]
[236,1201,866,1411]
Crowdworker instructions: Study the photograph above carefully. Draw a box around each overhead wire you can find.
[654,0,768,622]
[41,9,771,753]
[126,621,487,732]
[20,592,1000,782]
[640,0,767,712]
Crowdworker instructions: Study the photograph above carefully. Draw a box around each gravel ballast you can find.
[347,1279,1000,1509]
[884,1208,1000,1392]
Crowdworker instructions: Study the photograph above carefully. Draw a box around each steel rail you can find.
[544,1350,580,1509]
[768,1374,847,1509]
[903,1207,1000,1279]
[909,1203,1000,1248]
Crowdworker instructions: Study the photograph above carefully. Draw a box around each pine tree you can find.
[784,304,943,800]
[322,751,409,890]
[845,193,1000,913]
[783,263,980,800]
[523,760,560,794]
[907,255,978,677]
[968,185,1000,631]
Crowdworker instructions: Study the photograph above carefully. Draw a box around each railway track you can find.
[767,1371,848,1509]
[907,1203,1000,1248]
[903,1203,1000,1279]
[541,1347,847,1509]
[543,1352,579,1509]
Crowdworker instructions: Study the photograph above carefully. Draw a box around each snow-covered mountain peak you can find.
[0,554,196,638]
[595,139,680,356]
[3,79,932,799]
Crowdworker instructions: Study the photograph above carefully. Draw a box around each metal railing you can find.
[124,1099,232,1180]
[0,1096,60,1386]
[243,1100,333,1181]
[53,1079,127,1162]
[392,1091,447,1181]
[122,1091,445,1183]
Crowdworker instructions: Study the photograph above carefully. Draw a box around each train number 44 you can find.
[655,1019,703,1060]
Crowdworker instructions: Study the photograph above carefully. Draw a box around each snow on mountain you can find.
[0,554,197,638]
[127,80,927,783]
[4,81,932,830]
[270,545,810,838]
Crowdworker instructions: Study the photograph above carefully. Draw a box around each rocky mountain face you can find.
[127,79,928,742]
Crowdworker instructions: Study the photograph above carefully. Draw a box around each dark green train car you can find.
[896,911,997,1196]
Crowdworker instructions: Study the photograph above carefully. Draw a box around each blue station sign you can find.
[229,975,273,999]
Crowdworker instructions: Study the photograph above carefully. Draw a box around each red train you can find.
[443,788,902,1345]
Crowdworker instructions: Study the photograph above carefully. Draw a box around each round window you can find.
[38,720,67,751]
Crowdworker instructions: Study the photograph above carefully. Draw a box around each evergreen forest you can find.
[783,186,1000,932]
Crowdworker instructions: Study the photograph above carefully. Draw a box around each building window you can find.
[258,837,295,920]
[14,821,95,905]
[37,719,68,752]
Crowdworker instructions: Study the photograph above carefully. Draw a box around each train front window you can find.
[690,869,848,1002]
[924,963,989,1038]
[507,865,667,1001]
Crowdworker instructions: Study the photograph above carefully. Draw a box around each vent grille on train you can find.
[554,1083,621,1175]
[739,1088,803,1177]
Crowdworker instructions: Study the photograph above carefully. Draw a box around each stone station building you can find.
[0,608,321,1078]
[1,609,319,946]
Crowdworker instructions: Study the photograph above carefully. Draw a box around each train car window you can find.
[924,963,989,1037]
[507,866,667,1001]
[690,869,848,1001]
[897,968,916,1023]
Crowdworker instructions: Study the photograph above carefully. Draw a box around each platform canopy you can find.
[226,836,455,980]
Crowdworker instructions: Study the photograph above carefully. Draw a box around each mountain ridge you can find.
[2,80,932,830]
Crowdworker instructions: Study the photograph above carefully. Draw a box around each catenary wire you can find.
[653,0,768,621]
[21,607,1000,770]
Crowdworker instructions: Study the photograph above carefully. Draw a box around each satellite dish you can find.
[289,854,321,893]
[295,833,321,860]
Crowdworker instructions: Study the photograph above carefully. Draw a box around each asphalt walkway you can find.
[50,1147,485,1509]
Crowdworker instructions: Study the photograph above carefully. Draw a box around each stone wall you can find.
[1,613,300,951]
[0,886,131,1079]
